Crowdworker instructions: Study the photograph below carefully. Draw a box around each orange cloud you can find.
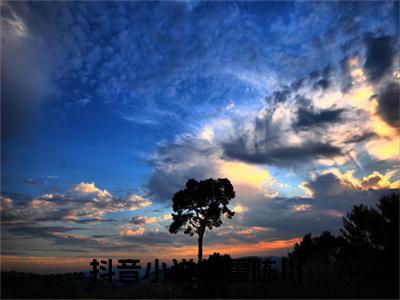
[119,226,145,237]
[301,169,399,197]
[331,169,400,191]
[73,182,112,199]
[237,226,269,235]
[360,171,400,190]
[127,195,152,209]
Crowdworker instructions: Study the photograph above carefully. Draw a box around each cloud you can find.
[129,215,157,225]
[49,232,116,248]
[344,131,377,144]
[294,107,345,129]
[119,226,145,237]
[145,131,290,207]
[3,224,83,239]
[146,135,219,202]
[301,172,356,199]
[218,161,272,188]
[138,6,398,253]
[375,81,400,129]
[218,100,348,168]
[141,124,391,245]
[125,194,152,210]
[162,214,172,221]
[223,140,342,167]
[1,183,155,253]
[0,197,13,211]
[363,35,396,83]
[266,88,292,104]
[240,188,397,241]
[359,171,400,190]
[301,169,400,199]
[1,182,152,225]
[75,218,116,224]
[72,182,111,198]
[236,226,268,235]
[292,204,312,212]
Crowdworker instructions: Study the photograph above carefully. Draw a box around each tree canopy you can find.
[169,178,236,262]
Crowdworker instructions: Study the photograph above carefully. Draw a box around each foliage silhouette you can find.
[341,192,399,256]
[169,178,235,263]
[289,192,399,298]
[290,231,346,262]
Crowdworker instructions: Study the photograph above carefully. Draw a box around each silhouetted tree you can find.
[207,252,231,263]
[291,231,346,261]
[341,192,399,256]
[169,178,236,263]
[291,193,399,262]
[339,192,399,294]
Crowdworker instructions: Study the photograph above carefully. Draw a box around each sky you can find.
[1,1,399,273]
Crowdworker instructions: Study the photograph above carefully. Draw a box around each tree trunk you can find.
[198,230,204,264]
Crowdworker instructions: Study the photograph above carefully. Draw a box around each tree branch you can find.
[189,219,200,229]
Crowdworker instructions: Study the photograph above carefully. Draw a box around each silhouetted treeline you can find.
[288,192,399,298]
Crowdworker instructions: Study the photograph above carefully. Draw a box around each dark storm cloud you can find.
[75,218,116,224]
[376,81,400,129]
[363,35,396,83]
[294,107,345,129]
[313,78,330,90]
[302,173,354,199]
[222,140,341,167]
